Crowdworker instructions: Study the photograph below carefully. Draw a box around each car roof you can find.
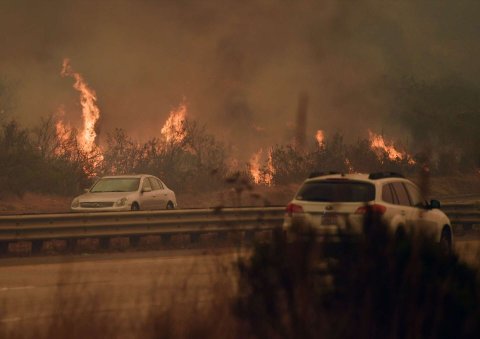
[101,174,153,179]
[305,173,409,184]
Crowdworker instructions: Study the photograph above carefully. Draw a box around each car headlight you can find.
[114,197,128,207]
[71,198,80,208]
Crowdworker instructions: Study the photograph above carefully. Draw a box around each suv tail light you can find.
[355,204,386,215]
[286,203,304,217]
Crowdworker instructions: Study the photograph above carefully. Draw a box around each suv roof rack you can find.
[308,171,341,178]
[368,172,405,180]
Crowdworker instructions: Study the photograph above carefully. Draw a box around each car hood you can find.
[75,192,137,202]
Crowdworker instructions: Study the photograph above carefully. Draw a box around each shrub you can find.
[235,214,480,339]
[0,119,91,197]
[101,120,228,193]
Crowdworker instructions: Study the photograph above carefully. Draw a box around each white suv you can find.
[283,172,453,251]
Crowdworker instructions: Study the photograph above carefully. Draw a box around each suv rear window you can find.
[296,180,375,202]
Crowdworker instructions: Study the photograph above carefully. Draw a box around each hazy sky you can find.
[1,0,479,157]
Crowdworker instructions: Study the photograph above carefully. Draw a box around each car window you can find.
[382,184,395,204]
[404,182,425,208]
[296,180,375,202]
[142,178,152,191]
[156,178,164,189]
[388,184,400,204]
[149,177,161,190]
[391,182,411,206]
[90,178,140,193]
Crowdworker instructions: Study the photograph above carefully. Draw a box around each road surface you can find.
[1,238,479,338]
[0,248,244,338]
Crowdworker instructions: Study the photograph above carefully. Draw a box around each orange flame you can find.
[249,148,276,186]
[368,130,415,164]
[61,59,100,154]
[264,149,275,186]
[55,108,70,146]
[344,157,354,173]
[161,102,187,144]
[55,120,69,142]
[315,130,325,148]
[368,131,403,160]
[249,149,262,184]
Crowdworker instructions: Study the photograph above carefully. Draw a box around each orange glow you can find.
[249,148,275,186]
[345,158,354,173]
[369,130,403,160]
[264,148,275,186]
[161,101,187,144]
[368,130,415,164]
[55,120,69,142]
[315,130,325,148]
[55,108,70,147]
[249,149,262,184]
[61,59,100,154]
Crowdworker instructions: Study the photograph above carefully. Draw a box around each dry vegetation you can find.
[2,94,480,214]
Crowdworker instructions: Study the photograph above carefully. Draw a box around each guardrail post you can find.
[0,242,8,255]
[66,239,76,252]
[31,240,43,254]
[190,233,200,243]
[161,234,171,244]
[130,236,141,247]
[99,237,110,250]
[245,230,255,243]
[217,231,228,242]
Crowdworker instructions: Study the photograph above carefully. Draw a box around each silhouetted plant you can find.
[235,212,480,339]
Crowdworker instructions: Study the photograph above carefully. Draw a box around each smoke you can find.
[1,0,480,159]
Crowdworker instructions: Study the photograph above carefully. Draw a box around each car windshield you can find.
[90,178,140,193]
[296,180,375,202]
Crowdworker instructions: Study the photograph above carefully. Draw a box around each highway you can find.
[0,248,243,338]
[1,238,479,336]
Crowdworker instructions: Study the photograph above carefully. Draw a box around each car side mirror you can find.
[429,199,441,209]
[142,187,152,193]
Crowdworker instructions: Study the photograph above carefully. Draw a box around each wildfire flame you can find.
[161,102,187,144]
[369,131,403,160]
[61,59,100,154]
[249,148,276,186]
[264,149,275,186]
[368,130,415,164]
[55,108,70,146]
[249,149,262,184]
[315,130,325,148]
[344,157,354,173]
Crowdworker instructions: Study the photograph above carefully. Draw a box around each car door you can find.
[404,182,438,236]
[139,178,155,210]
[380,183,401,229]
[389,182,416,231]
[148,177,165,209]
[156,178,171,208]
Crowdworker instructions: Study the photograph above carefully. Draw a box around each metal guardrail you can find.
[0,207,285,243]
[0,203,478,254]
[441,202,480,230]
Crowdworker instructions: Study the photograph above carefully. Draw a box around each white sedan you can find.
[71,174,177,212]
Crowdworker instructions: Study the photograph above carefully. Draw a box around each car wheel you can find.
[131,202,140,211]
[440,227,452,255]
[166,201,174,210]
